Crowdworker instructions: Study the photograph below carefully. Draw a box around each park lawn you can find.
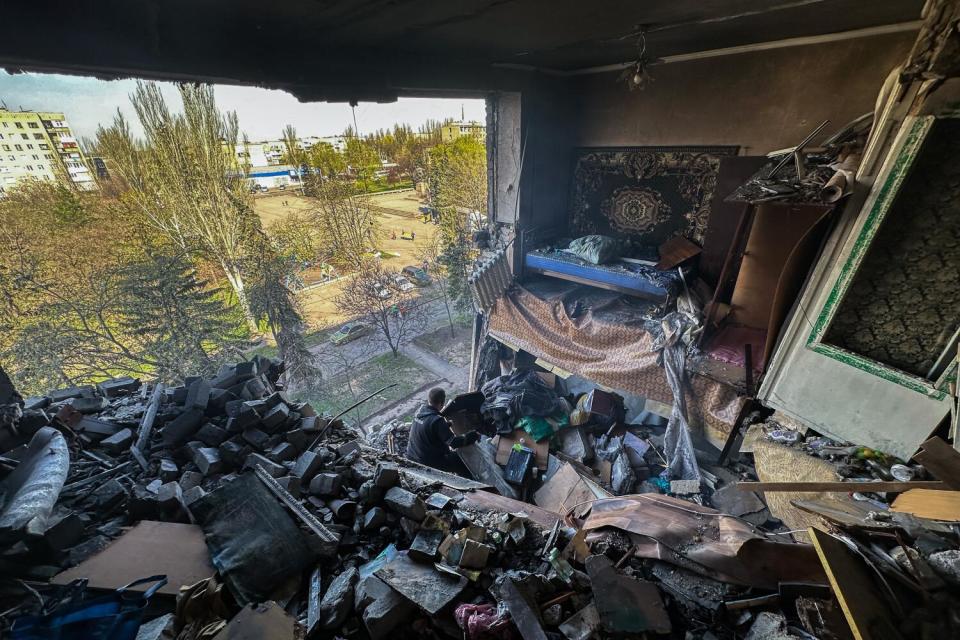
[413,317,474,369]
[296,351,435,424]
[247,326,335,359]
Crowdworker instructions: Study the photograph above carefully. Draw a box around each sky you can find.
[0,71,486,142]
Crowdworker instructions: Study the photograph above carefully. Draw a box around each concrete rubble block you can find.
[363,507,386,531]
[242,376,269,401]
[559,603,601,640]
[242,428,271,451]
[100,428,134,454]
[159,459,179,483]
[292,451,324,483]
[40,511,85,552]
[337,440,360,459]
[162,408,204,447]
[196,424,228,447]
[207,387,229,412]
[285,426,312,452]
[218,439,249,467]
[260,403,290,432]
[409,528,445,563]
[145,478,163,494]
[744,612,795,640]
[23,396,51,411]
[244,453,286,478]
[267,442,298,463]
[929,550,960,586]
[194,447,224,476]
[276,475,301,499]
[362,584,416,640]
[68,396,108,414]
[181,485,206,508]
[319,566,358,630]
[310,472,343,497]
[354,574,393,611]
[92,478,126,509]
[184,379,211,410]
[128,485,158,520]
[384,486,426,521]
[157,481,183,512]
[48,385,94,403]
[179,470,204,492]
[374,462,400,489]
[97,376,140,398]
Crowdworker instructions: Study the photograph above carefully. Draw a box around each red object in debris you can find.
[454,603,516,640]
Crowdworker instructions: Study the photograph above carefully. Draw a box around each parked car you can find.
[330,321,373,346]
[394,275,415,292]
[401,265,432,287]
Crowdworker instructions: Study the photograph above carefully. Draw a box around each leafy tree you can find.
[309,142,346,179]
[344,137,380,192]
[95,82,261,332]
[334,260,427,357]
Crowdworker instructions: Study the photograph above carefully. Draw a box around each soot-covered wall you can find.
[572,32,915,154]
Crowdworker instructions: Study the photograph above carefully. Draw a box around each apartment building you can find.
[439,120,486,143]
[0,108,95,194]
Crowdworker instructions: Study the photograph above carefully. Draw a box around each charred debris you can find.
[0,353,958,640]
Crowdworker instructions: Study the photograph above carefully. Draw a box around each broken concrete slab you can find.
[319,566,357,630]
[163,408,204,447]
[375,552,467,615]
[363,582,416,639]
[409,528,445,563]
[0,427,70,542]
[374,462,400,488]
[309,472,342,497]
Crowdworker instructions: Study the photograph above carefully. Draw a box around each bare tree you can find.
[416,233,457,337]
[335,260,427,357]
[95,82,261,332]
[308,179,381,272]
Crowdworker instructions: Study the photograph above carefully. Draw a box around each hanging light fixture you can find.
[619,31,653,91]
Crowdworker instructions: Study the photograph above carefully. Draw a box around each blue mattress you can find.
[524,249,679,301]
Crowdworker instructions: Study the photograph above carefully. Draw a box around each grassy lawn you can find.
[413,317,474,369]
[295,351,435,424]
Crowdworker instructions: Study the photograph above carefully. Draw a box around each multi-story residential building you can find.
[439,120,486,143]
[0,108,96,194]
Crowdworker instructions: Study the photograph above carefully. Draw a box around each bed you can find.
[524,248,680,302]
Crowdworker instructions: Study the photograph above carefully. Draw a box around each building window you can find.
[20,133,28,140]
[14,145,22,151]
[26,145,33,150]
[1,122,8,128]
[28,122,39,129]
[39,144,49,150]
[26,165,33,170]
[15,122,23,129]
[1,145,8,151]
[45,154,52,159]
[33,133,43,140]
[31,155,38,160]
[37,164,43,170]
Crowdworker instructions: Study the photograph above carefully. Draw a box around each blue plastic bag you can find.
[10,575,167,640]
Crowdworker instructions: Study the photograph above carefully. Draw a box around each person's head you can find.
[428,387,446,410]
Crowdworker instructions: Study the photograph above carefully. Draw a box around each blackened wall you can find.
[572,32,915,154]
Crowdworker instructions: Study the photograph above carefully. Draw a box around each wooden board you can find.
[737,480,948,493]
[808,527,904,640]
[656,236,701,271]
[891,489,960,521]
[53,521,214,596]
[913,436,960,490]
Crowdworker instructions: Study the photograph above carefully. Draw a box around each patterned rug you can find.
[569,146,738,247]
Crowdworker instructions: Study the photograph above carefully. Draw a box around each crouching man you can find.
[406,388,479,476]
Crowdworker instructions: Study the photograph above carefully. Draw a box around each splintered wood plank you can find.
[891,489,960,521]
[737,480,947,492]
[808,528,904,640]
[914,436,960,490]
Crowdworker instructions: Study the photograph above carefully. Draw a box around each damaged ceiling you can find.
[0,0,924,101]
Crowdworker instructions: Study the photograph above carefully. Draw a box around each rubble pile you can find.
[1,359,959,639]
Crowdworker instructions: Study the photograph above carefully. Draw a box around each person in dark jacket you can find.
[406,388,478,475]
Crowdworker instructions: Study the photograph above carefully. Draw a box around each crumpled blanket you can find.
[480,370,563,433]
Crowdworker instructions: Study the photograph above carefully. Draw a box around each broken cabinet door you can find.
[759,116,958,460]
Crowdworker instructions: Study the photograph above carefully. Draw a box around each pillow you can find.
[564,235,621,264]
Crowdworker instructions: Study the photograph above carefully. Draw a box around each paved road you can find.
[309,296,457,379]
